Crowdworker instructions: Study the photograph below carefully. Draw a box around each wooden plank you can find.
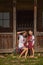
[35,48,43,52]
[0,49,13,53]
[0,34,13,49]
[37,36,43,48]
[0,33,13,34]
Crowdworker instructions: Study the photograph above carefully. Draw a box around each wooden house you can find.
[0,0,43,53]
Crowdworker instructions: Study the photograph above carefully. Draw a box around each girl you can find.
[27,30,35,58]
[17,31,28,59]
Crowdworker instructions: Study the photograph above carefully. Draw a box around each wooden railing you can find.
[0,34,13,49]
[37,36,43,48]
[16,24,33,31]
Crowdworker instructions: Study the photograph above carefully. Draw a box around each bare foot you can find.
[29,56,34,58]
[19,56,21,58]
[29,56,38,59]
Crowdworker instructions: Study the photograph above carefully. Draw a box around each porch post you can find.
[13,1,16,50]
[34,0,37,51]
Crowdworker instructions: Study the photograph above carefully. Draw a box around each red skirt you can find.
[28,42,33,49]
[24,42,34,49]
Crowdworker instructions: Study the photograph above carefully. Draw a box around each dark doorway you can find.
[16,10,34,31]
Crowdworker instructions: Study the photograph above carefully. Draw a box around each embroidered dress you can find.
[24,35,35,49]
[18,35,26,49]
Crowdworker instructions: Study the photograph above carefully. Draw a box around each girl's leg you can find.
[30,48,34,58]
[25,48,28,59]
[19,48,26,58]
[32,48,34,57]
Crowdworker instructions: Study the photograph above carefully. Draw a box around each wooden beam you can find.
[34,0,37,35]
[13,2,16,51]
[16,0,34,10]
[34,0,37,51]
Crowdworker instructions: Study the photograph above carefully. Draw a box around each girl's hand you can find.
[17,31,26,34]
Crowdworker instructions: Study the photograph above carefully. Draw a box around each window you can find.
[0,0,13,32]
[0,12,10,28]
[0,12,13,32]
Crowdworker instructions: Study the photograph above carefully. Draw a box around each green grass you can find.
[0,53,43,65]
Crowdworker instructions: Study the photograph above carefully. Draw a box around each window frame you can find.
[0,11,13,32]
